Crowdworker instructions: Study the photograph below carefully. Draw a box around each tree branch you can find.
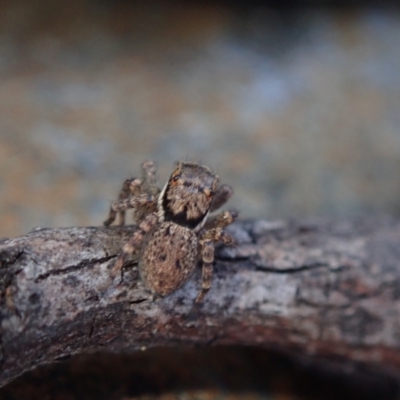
[1,217,400,387]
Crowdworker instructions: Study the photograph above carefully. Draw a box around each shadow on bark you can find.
[0,346,398,400]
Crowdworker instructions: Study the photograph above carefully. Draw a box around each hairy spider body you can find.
[104,160,237,302]
[140,222,198,296]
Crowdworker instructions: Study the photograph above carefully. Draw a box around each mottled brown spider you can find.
[104,160,237,302]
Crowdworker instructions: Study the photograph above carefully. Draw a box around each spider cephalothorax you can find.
[104,160,237,302]
[159,162,219,230]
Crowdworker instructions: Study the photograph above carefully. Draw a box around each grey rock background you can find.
[0,2,399,238]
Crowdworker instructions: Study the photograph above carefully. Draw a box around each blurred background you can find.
[1,0,400,399]
[1,0,400,238]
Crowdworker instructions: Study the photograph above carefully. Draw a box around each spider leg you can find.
[196,210,237,303]
[204,209,238,230]
[104,160,159,227]
[141,160,158,187]
[104,178,143,226]
[110,212,158,281]
[196,240,214,303]
[104,194,156,227]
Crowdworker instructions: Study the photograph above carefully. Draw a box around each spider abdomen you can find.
[139,221,198,296]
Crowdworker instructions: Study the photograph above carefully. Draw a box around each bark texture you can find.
[1,217,400,387]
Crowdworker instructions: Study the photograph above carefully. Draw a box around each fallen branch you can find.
[1,217,400,387]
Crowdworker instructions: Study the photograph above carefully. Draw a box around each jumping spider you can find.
[104,161,237,302]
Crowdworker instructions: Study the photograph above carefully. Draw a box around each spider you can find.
[104,160,237,302]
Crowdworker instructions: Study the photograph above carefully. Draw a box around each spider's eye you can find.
[172,175,181,182]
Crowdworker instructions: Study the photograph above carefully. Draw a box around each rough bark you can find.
[1,217,400,387]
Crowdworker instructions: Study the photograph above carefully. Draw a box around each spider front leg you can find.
[141,160,158,189]
[104,193,156,227]
[196,210,238,303]
[204,207,238,230]
[104,160,159,226]
[110,211,158,281]
[104,177,143,226]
